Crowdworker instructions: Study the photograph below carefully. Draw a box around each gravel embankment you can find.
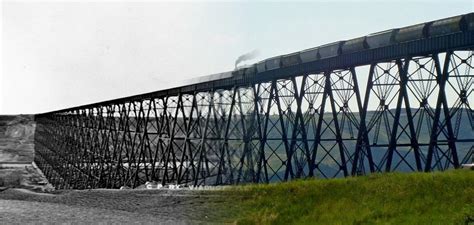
[0,199,183,224]
[0,188,234,224]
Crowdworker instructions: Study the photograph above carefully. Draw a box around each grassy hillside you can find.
[221,169,474,225]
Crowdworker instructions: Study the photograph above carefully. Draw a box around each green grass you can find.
[219,170,474,225]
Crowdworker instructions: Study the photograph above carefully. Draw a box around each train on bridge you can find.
[188,13,474,84]
[35,13,474,189]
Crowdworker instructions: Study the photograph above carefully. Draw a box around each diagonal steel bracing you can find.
[34,47,474,188]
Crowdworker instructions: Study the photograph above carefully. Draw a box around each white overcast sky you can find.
[1,0,473,114]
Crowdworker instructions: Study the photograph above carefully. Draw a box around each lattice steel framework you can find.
[35,48,473,189]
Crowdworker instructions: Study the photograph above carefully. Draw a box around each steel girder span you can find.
[34,16,474,189]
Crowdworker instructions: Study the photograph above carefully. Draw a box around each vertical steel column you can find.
[236,86,257,184]
[193,91,214,186]
[289,75,312,177]
[216,87,237,185]
[350,67,374,174]
[426,52,459,171]
[352,64,376,175]
[273,80,294,180]
[176,93,197,184]
[162,94,182,185]
[386,59,409,172]
[325,71,349,177]
[255,83,272,183]
[399,59,422,171]
[310,73,329,177]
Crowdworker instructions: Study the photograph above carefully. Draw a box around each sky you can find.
[1,0,473,114]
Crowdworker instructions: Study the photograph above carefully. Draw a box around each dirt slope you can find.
[0,115,53,191]
[0,115,35,163]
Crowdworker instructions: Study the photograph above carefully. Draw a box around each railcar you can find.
[319,41,345,59]
[366,29,398,49]
[281,52,301,67]
[265,56,282,71]
[244,64,257,76]
[428,15,466,37]
[394,23,429,43]
[232,67,245,79]
[341,37,368,54]
[299,47,320,63]
[465,13,474,30]
[256,60,267,73]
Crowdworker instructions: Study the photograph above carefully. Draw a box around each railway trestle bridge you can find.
[35,14,474,189]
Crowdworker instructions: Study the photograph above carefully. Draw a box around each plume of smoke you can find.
[235,49,259,68]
